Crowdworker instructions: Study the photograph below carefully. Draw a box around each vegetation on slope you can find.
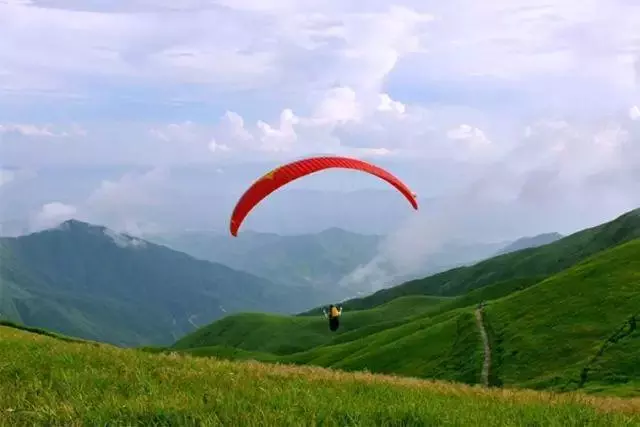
[173,295,449,355]
[341,208,640,311]
[0,220,321,347]
[2,324,640,426]
[485,238,640,394]
[173,233,640,396]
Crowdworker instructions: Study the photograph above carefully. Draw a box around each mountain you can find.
[496,232,563,255]
[146,227,382,301]
[0,219,322,346]
[149,229,513,301]
[339,239,510,296]
[337,208,640,311]
[170,208,640,396]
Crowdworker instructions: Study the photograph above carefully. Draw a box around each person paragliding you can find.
[322,304,343,332]
[228,155,418,333]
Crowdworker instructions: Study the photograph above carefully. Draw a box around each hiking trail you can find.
[475,305,491,387]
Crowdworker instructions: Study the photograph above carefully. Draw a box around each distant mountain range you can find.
[147,228,565,301]
[145,228,382,302]
[173,207,640,396]
[496,232,563,255]
[0,214,566,348]
[0,220,325,347]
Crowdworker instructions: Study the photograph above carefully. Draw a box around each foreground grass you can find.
[2,326,640,426]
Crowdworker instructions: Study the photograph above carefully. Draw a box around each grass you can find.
[2,325,640,426]
[173,238,640,398]
[486,238,640,393]
[173,295,450,355]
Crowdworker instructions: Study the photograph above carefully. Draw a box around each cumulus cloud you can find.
[81,168,169,234]
[30,202,78,231]
[3,0,640,164]
[4,0,640,288]
[341,111,640,292]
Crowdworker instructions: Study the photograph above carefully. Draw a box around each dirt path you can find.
[475,307,491,387]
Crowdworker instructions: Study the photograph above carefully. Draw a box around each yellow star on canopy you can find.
[260,168,278,181]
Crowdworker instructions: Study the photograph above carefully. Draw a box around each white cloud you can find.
[4,0,640,283]
[30,201,77,230]
[0,124,55,137]
[150,121,198,143]
[208,139,230,153]
[85,168,167,212]
[103,227,147,248]
[0,123,86,137]
[446,124,493,158]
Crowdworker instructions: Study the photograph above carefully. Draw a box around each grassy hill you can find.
[172,295,450,355]
[172,209,640,397]
[339,208,640,311]
[2,324,640,426]
[146,228,382,301]
[485,238,640,392]
[0,220,323,347]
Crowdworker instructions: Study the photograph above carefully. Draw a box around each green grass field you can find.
[173,295,450,355]
[173,238,640,398]
[2,325,640,426]
[486,238,640,394]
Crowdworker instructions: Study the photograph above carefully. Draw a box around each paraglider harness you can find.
[322,304,343,332]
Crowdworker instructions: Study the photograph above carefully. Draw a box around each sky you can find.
[1,0,640,274]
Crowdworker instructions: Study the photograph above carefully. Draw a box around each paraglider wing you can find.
[229,155,418,236]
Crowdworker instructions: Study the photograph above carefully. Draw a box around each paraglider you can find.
[229,155,418,237]
[322,304,343,332]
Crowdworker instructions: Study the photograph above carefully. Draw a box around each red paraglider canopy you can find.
[229,155,418,236]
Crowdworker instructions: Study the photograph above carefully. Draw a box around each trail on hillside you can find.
[475,306,491,387]
[579,314,637,388]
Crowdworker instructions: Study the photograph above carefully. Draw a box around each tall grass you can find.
[2,325,640,426]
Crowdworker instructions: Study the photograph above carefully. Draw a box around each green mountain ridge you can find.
[171,208,640,396]
[337,208,640,311]
[0,219,324,347]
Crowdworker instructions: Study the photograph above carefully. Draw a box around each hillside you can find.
[146,227,381,301]
[485,238,640,392]
[338,239,510,297]
[497,232,564,255]
[2,325,639,426]
[172,295,450,355]
[0,220,323,347]
[172,222,640,396]
[339,208,640,311]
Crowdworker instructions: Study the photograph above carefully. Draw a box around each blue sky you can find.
[1,0,640,253]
